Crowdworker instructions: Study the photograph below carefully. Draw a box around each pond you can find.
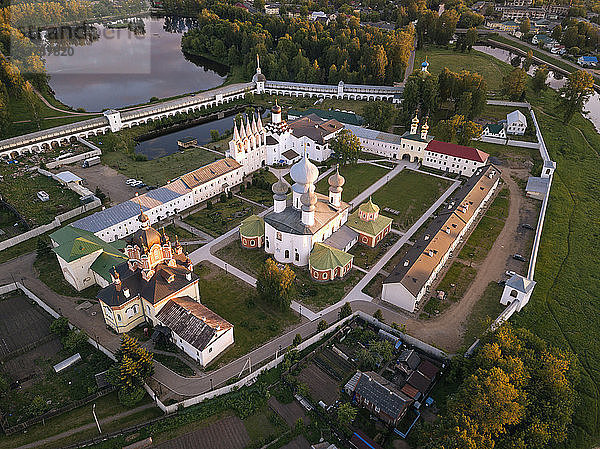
[41,16,228,112]
[473,45,600,131]
[135,114,236,160]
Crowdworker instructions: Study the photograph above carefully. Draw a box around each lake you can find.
[41,16,228,112]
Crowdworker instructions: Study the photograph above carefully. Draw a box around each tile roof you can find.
[288,115,343,144]
[384,165,501,296]
[179,158,241,189]
[156,296,231,351]
[345,124,403,145]
[426,140,489,163]
[417,360,440,380]
[309,242,353,271]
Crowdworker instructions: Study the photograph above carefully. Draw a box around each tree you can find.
[63,329,89,352]
[108,334,154,407]
[465,27,478,52]
[256,258,296,310]
[373,309,384,322]
[519,17,531,35]
[293,333,302,347]
[557,69,594,123]
[317,319,328,332]
[253,0,264,11]
[502,68,528,100]
[210,129,220,141]
[420,325,578,449]
[330,129,361,165]
[552,24,562,41]
[50,317,70,338]
[532,65,549,93]
[337,402,357,427]
[36,237,51,258]
[370,339,394,362]
[363,101,397,131]
[339,302,352,319]
[523,50,534,71]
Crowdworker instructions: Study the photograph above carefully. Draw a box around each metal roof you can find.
[323,225,359,250]
[345,124,402,145]
[72,200,148,233]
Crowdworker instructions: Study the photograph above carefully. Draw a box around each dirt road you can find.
[404,169,524,351]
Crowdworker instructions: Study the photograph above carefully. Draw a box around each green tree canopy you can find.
[502,68,528,101]
[256,258,296,310]
[363,100,398,131]
[557,69,594,123]
[331,129,361,165]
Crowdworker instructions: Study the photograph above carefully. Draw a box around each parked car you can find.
[513,254,527,262]
[146,185,157,191]
[131,180,144,188]
[125,178,137,185]
[521,223,535,230]
[505,270,516,277]
[138,183,147,188]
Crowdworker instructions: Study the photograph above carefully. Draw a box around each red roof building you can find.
[426,140,489,163]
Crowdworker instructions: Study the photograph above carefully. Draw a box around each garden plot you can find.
[155,415,250,449]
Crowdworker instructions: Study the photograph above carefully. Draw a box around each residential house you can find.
[578,56,598,67]
[506,110,527,135]
[345,371,412,427]
[482,123,507,139]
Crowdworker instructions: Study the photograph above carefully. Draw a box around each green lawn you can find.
[239,185,273,206]
[371,170,452,231]
[256,94,371,116]
[349,233,399,269]
[414,46,513,93]
[194,262,299,368]
[314,163,389,203]
[97,127,222,187]
[461,282,506,350]
[152,353,195,377]
[508,87,600,448]
[422,262,477,318]
[184,198,258,237]
[215,241,363,310]
[458,187,510,264]
[0,170,81,227]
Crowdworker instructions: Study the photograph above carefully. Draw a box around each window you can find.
[285,250,289,258]
[510,289,518,298]
[276,232,282,241]
[295,252,299,261]
[266,237,270,249]
[209,347,213,352]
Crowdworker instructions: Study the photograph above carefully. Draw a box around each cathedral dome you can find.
[272,177,289,195]
[290,152,319,185]
[328,168,345,188]
[301,191,317,210]
[130,226,162,250]
[272,102,281,114]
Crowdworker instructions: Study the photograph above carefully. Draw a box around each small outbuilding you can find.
[346,198,393,248]
[56,171,83,186]
[309,242,353,281]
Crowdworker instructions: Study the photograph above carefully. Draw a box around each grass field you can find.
[458,187,510,264]
[184,198,258,237]
[461,282,506,349]
[414,46,513,93]
[314,163,389,202]
[0,171,81,227]
[194,262,299,368]
[215,241,362,310]
[96,127,222,186]
[423,262,477,318]
[506,87,600,448]
[349,233,399,269]
[371,170,452,230]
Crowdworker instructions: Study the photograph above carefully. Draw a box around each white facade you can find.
[481,124,507,139]
[169,325,234,367]
[506,110,527,135]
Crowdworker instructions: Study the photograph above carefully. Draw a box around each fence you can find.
[2,386,117,435]
[46,149,102,169]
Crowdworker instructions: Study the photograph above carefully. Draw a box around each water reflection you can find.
[474,45,600,131]
[41,16,228,111]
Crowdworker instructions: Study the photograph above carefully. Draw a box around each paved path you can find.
[16,402,156,449]
[194,145,225,156]
[174,219,214,242]
[319,179,462,316]
[33,87,99,116]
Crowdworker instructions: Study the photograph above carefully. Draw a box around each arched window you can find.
[295,252,299,261]
[266,237,270,249]
[285,250,289,258]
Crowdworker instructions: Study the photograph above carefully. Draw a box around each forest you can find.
[181,4,414,86]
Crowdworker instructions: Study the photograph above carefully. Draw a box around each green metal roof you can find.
[90,251,128,282]
[485,123,504,134]
[240,215,265,238]
[51,225,127,264]
[359,198,379,215]
[287,108,364,126]
[346,209,393,238]
[309,243,353,271]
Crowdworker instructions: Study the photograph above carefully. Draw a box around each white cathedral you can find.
[226,58,344,170]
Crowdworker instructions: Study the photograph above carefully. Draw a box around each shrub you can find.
[50,317,70,338]
[118,386,146,407]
